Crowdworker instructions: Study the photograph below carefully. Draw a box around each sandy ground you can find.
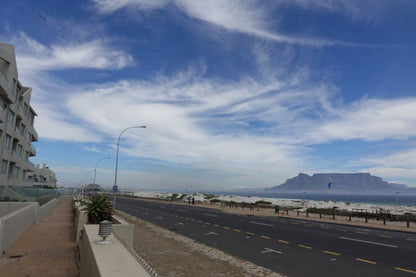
[117,210,284,277]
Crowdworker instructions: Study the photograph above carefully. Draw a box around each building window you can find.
[13,166,19,179]
[25,151,29,161]
[14,89,19,103]
[23,103,28,115]
[0,130,2,138]
[5,134,11,149]
[30,112,34,126]
[17,144,22,156]
[22,170,26,180]
[7,110,14,125]
[1,160,7,175]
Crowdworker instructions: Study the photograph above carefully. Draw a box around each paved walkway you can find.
[0,197,79,277]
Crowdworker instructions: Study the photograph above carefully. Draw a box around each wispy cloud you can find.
[92,0,373,47]
[10,32,133,72]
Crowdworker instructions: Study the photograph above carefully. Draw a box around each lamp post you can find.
[113,126,146,209]
[93,157,111,185]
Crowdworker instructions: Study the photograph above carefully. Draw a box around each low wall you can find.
[74,204,134,248]
[0,197,61,255]
[79,225,150,277]
[0,202,31,217]
[0,202,38,255]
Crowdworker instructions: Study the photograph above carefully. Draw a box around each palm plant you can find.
[81,194,114,224]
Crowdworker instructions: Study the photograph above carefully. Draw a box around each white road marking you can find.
[205,231,218,236]
[261,248,282,254]
[177,209,186,212]
[204,213,218,217]
[339,236,398,248]
[249,221,274,227]
[176,222,184,225]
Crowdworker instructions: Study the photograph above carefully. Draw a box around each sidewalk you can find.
[0,197,79,277]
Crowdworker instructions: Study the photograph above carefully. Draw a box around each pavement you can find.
[0,197,79,277]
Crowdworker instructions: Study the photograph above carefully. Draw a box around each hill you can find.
[268,173,408,193]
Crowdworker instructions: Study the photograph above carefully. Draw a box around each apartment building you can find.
[0,42,56,188]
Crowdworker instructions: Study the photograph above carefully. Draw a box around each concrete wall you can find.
[0,202,31,217]
[0,202,37,255]
[74,204,134,248]
[0,197,60,254]
[79,225,150,277]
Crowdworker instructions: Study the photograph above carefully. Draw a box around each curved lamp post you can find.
[93,157,111,185]
[113,125,146,209]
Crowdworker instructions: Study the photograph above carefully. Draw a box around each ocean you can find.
[227,192,416,207]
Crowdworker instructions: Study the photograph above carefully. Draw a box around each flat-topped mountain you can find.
[268,173,408,193]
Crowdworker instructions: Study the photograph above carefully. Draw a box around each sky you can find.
[1,0,416,190]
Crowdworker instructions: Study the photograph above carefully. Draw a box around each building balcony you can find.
[26,161,36,172]
[29,143,36,156]
[31,128,38,142]
[0,71,13,104]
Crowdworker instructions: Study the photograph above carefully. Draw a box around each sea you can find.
[225,192,416,207]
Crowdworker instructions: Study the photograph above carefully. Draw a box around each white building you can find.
[0,42,56,188]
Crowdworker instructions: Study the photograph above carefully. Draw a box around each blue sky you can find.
[1,0,416,190]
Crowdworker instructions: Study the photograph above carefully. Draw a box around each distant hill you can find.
[268,173,409,193]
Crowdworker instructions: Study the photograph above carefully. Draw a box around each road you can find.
[115,197,416,277]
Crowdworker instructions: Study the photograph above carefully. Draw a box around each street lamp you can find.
[93,157,111,185]
[113,125,146,209]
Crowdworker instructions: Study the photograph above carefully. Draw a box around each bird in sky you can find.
[38,14,46,21]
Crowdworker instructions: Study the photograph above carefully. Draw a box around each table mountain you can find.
[268,173,408,193]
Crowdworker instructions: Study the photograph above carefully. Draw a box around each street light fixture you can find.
[113,125,146,209]
[93,157,111,185]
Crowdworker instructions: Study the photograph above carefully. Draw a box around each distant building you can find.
[0,42,56,188]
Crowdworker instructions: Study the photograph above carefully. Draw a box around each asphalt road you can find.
[115,197,416,277]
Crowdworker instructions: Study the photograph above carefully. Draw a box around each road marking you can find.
[176,222,184,225]
[204,213,218,217]
[281,220,287,223]
[205,222,211,225]
[292,222,300,225]
[233,229,242,232]
[223,226,230,230]
[177,209,186,212]
[261,236,271,240]
[323,250,340,256]
[356,231,368,235]
[395,267,416,274]
[278,240,290,244]
[249,221,274,227]
[305,224,313,227]
[205,231,218,236]
[298,244,312,249]
[214,224,220,228]
[378,234,391,238]
[337,228,347,232]
[191,219,195,221]
[356,258,377,265]
[339,236,398,248]
[320,226,329,229]
[246,232,255,236]
[261,248,282,254]
[185,217,189,220]
[406,238,416,242]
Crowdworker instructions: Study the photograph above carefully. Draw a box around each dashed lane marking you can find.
[356,231,368,235]
[292,222,300,225]
[406,238,416,242]
[337,228,347,232]
[246,232,255,236]
[299,244,312,249]
[205,222,211,225]
[214,224,220,228]
[223,226,231,230]
[378,234,391,238]
[249,221,274,227]
[204,213,218,217]
[205,231,218,236]
[191,219,195,221]
[261,248,282,254]
[356,258,377,265]
[395,267,416,274]
[278,240,290,244]
[261,236,271,240]
[177,209,186,212]
[323,250,340,256]
[305,224,313,227]
[320,226,330,229]
[233,229,242,232]
[339,236,398,248]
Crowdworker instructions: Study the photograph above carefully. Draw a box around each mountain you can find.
[268,173,409,193]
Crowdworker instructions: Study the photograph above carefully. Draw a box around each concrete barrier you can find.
[0,202,31,217]
[36,197,60,223]
[0,202,38,255]
[79,225,150,277]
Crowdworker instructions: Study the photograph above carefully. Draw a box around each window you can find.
[13,166,19,179]
[22,170,26,180]
[5,134,11,149]
[7,110,14,125]
[0,130,2,138]
[29,112,34,126]
[17,144,22,156]
[25,151,29,161]
[26,133,31,143]
[19,124,25,136]
[1,160,7,175]
[23,103,28,115]
[14,89,19,103]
